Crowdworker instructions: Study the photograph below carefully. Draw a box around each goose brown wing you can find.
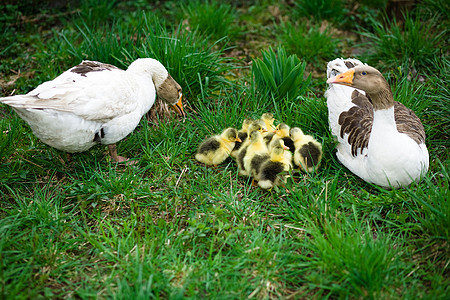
[70,61,121,77]
[394,102,426,144]
[338,90,373,156]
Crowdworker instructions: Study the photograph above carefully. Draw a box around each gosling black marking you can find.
[260,161,284,182]
[237,146,248,170]
[93,128,105,143]
[198,138,220,153]
[282,137,295,153]
[233,132,248,152]
[299,142,321,168]
[250,154,270,174]
[263,132,275,145]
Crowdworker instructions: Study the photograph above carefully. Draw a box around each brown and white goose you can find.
[0,58,185,163]
[325,58,429,188]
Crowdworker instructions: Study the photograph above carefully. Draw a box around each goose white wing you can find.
[1,61,150,122]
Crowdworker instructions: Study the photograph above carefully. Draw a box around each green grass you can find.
[278,20,341,69]
[180,0,239,42]
[56,12,234,106]
[293,0,347,23]
[359,11,447,73]
[0,1,449,298]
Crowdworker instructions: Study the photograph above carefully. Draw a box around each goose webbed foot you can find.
[108,144,137,165]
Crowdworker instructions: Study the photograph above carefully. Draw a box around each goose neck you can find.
[368,87,394,111]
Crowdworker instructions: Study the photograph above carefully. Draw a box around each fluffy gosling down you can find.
[230,118,254,158]
[237,121,268,176]
[195,113,323,189]
[243,130,269,179]
[290,127,323,172]
[257,139,291,190]
[260,113,276,132]
[195,128,241,166]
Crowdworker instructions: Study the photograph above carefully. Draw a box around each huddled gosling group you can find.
[195,113,322,190]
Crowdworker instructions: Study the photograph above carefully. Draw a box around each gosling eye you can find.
[361,71,367,75]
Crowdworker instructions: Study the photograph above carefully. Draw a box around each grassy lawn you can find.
[0,0,448,298]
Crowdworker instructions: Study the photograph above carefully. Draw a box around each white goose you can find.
[325,58,429,188]
[0,58,185,163]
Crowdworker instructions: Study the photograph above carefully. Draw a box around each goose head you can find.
[327,65,393,109]
[157,74,184,117]
[127,58,185,117]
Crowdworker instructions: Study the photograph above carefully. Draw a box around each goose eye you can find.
[362,71,367,75]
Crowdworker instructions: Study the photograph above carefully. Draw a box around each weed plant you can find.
[252,46,311,102]
[0,1,449,298]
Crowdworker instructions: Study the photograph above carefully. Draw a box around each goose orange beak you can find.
[236,137,242,143]
[283,145,289,150]
[171,94,185,117]
[327,68,355,86]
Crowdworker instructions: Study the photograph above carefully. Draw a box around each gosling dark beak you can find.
[171,94,185,118]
